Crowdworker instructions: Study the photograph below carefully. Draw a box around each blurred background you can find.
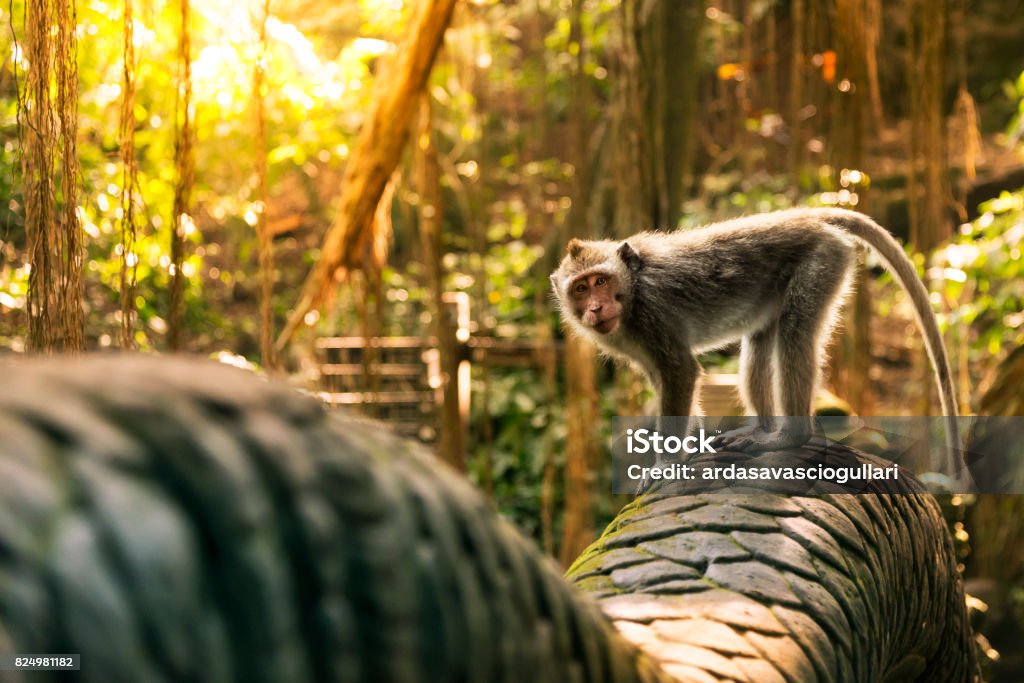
[0,0,1022,677]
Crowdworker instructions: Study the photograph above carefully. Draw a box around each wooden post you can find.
[417,96,465,470]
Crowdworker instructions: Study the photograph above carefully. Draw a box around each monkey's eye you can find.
[574,282,588,294]
[595,276,607,286]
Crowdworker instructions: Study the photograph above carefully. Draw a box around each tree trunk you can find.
[254,0,275,368]
[907,0,951,252]
[829,0,872,415]
[635,0,705,230]
[276,0,457,350]
[560,337,598,567]
[168,0,193,351]
[559,0,600,568]
[119,0,139,349]
[417,96,465,471]
[967,346,1024,602]
[906,0,952,416]
[918,0,951,252]
[614,0,650,237]
[787,0,805,181]
[609,2,653,417]
[520,0,559,550]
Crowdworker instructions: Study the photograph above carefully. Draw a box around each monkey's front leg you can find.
[656,353,702,442]
[636,355,701,495]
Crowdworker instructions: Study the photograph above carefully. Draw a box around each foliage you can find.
[934,71,1024,370]
[468,368,564,538]
[1008,70,1024,146]
[0,0,396,352]
[935,189,1024,365]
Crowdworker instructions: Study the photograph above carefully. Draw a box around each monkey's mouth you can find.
[592,316,620,334]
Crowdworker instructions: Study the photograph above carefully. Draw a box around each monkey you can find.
[550,207,962,482]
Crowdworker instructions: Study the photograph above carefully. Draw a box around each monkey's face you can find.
[552,264,622,333]
[567,271,623,334]
[551,238,634,338]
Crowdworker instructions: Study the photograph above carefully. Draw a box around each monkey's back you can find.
[618,210,857,350]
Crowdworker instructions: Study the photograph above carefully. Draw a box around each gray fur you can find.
[551,207,962,476]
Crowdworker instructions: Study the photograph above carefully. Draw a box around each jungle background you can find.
[0,0,1023,678]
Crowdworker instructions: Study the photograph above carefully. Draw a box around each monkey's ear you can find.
[549,272,559,289]
[567,239,584,259]
[617,241,642,272]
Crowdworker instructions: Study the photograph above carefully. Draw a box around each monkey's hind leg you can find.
[715,323,779,450]
[723,249,852,453]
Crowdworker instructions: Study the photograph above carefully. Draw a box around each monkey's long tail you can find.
[820,208,965,485]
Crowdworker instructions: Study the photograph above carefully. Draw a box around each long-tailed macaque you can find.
[550,208,960,475]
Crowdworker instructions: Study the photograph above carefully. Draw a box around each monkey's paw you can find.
[712,426,771,452]
[713,427,809,453]
[635,474,654,496]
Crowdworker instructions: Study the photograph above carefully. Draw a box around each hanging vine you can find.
[56,0,81,351]
[21,0,83,352]
[254,0,275,367]
[168,0,194,350]
[119,0,139,349]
